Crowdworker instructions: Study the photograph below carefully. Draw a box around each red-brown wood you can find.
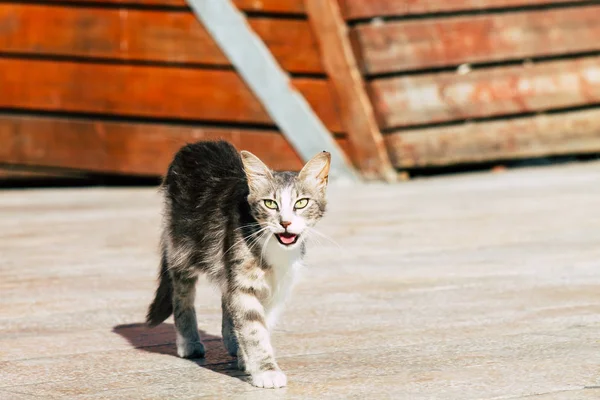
[340,0,590,19]
[0,167,83,180]
[385,109,600,168]
[370,57,600,129]
[0,4,322,74]
[0,59,343,132]
[235,0,304,13]
[35,0,305,14]
[306,0,395,181]
[352,6,600,74]
[0,116,350,174]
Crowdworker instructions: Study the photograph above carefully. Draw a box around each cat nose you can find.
[280,221,292,229]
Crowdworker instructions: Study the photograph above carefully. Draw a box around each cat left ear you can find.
[240,150,273,190]
[298,151,330,189]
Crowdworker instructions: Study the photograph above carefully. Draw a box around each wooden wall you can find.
[0,0,350,176]
[340,0,600,168]
[3,0,599,180]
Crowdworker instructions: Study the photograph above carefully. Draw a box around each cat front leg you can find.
[228,289,287,389]
[171,271,205,359]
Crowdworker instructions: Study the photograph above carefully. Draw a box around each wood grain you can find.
[34,0,305,14]
[306,0,395,181]
[385,109,600,167]
[341,0,591,19]
[0,4,322,74]
[0,116,348,174]
[355,7,600,75]
[2,149,600,398]
[0,167,83,180]
[0,59,343,132]
[370,57,600,129]
[187,0,357,180]
[352,6,600,74]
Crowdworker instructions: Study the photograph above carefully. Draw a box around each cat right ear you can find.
[240,151,273,190]
[298,151,331,190]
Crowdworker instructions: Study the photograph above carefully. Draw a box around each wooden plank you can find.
[35,0,305,14]
[233,0,304,14]
[186,0,357,181]
[0,58,343,132]
[0,4,322,74]
[306,0,396,181]
[370,57,600,129]
[340,0,591,20]
[3,153,600,398]
[353,6,600,74]
[0,116,350,174]
[0,167,83,180]
[385,109,600,168]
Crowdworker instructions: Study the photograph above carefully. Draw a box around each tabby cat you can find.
[146,140,330,388]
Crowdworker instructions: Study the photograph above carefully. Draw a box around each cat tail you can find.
[146,248,173,327]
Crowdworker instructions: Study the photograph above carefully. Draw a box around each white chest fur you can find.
[262,236,304,329]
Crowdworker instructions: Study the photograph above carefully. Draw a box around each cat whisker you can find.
[224,226,270,256]
[259,230,271,268]
[245,227,270,245]
[305,231,326,248]
[234,222,262,232]
[247,229,271,253]
[305,227,343,250]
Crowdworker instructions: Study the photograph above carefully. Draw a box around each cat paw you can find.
[177,341,205,359]
[251,370,287,389]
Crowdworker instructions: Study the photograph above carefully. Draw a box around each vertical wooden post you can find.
[305,0,397,182]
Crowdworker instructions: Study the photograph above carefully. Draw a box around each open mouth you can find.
[275,232,299,246]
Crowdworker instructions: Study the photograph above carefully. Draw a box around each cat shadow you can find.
[112,322,248,383]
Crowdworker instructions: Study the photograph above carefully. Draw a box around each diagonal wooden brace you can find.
[185,0,358,182]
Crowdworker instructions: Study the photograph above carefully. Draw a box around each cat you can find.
[146,140,330,388]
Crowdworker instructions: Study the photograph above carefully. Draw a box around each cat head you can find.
[241,150,330,249]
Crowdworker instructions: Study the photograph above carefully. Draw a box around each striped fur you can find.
[146,141,330,389]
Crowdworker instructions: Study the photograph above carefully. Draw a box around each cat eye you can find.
[294,198,309,209]
[263,199,278,210]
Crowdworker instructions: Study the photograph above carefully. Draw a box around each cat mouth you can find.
[275,232,299,246]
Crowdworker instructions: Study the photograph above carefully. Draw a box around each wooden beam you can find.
[385,109,600,168]
[305,0,395,182]
[37,0,306,14]
[0,115,352,175]
[369,56,600,129]
[0,58,342,132]
[0,4,322,74]
[340,0,590,20]
[0,167,84,181]
[185,0,356,181]
[353,6,600,74]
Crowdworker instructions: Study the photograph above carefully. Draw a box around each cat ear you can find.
[298,151,330,189]
[240,150,273,190]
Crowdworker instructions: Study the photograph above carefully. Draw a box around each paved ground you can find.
[1,162,600,399]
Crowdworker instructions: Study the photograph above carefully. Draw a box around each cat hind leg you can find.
[171,270,205,359]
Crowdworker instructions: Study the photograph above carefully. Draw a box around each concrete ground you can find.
[1,162,600,399]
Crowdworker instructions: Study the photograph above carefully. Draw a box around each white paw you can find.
[176,340,205,359]
[251,370,287,389]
